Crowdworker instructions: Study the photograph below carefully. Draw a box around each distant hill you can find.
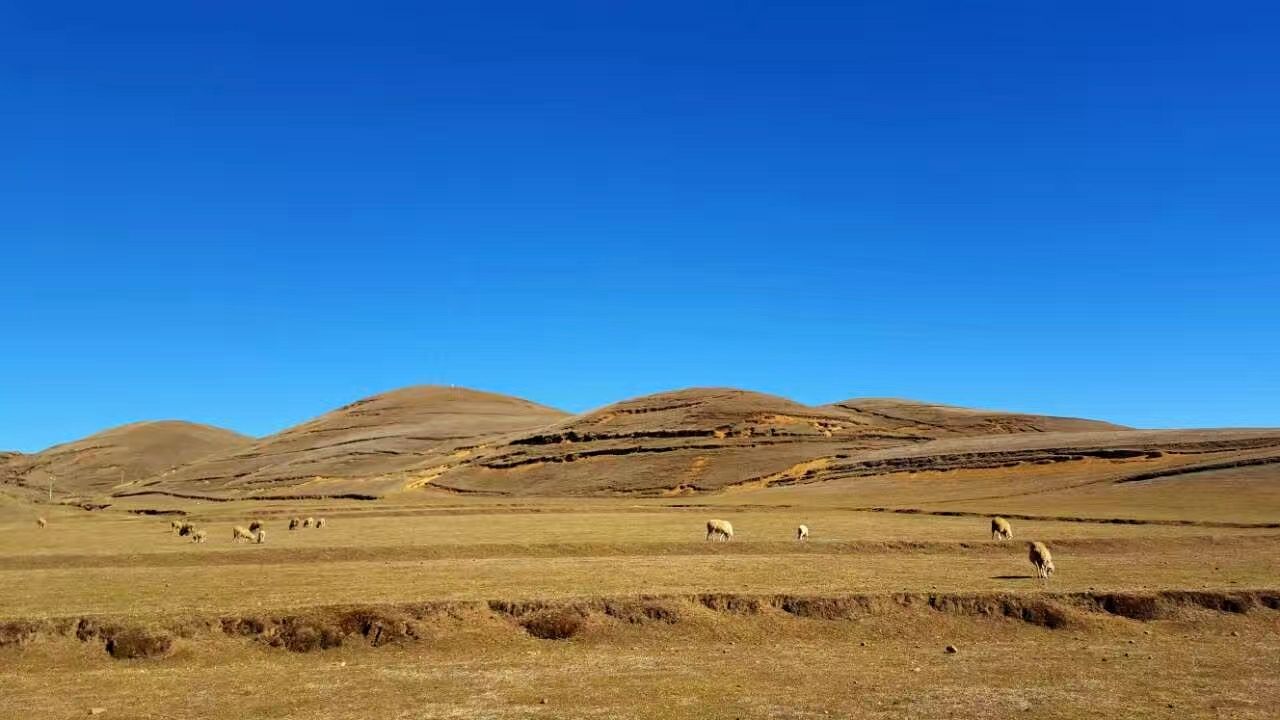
[0,452,21,492]
[741,427,1280,522]
[134,386,569,497]
[18,384,1277,508]
[408,388,934,495]
[4,421,252,497]
[826,398,1130,435]
[409,388,1148,495]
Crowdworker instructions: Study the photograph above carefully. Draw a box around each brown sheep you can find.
[991,517,1013,541]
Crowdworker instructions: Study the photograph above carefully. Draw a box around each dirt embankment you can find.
[3,588,1276,659]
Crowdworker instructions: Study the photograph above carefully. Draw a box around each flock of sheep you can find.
[35,511,1054,579]
[166,516,327,545]
[705,516,1056,580]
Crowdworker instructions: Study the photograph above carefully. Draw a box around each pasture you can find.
[1,494,1278,718]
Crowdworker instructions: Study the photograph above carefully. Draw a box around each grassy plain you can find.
[1,490,1278,719]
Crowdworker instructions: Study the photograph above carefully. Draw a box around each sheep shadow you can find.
[991,575,1036,580]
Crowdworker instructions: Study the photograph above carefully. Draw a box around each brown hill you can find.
[410,391,1278,502]
[44,385,1272,512]
[742,427,1280,522]
[825,398,1129,435]
[4,421,252,498]
[409,388,936,495]
[132,386,569,497]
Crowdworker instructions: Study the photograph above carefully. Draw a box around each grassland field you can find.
[1,488,1277,719]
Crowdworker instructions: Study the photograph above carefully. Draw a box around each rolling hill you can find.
[8,385,1277,517]
[396,387,935,495]
[403,388,1159,496]
[3,421,253,497]
[127,386,570,497]
[825,398,1130,435]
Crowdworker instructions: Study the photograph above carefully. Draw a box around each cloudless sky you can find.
[3,1,1278,451]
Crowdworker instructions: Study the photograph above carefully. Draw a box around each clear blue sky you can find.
[3,2,1278,451]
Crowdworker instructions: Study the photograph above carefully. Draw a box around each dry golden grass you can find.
[4,605,1278,719]
[1,488,1278,718]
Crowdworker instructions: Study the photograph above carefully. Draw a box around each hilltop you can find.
[825,398,1129,435]
[3,421,252,497]
[399,387,929,495]
[130,386,569,497]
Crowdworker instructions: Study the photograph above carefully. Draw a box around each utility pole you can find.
[48,475,54,502]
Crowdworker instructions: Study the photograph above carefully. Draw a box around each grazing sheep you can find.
[315,518,326,529]
[248,520,263,533]
[796,524,809,541]
[36,517,47,529]
[170,519,182,532]
[1028,541,1054,580]
[289,518,301,531]
[255,529,267,544]
[303,517,315,528]
[705,519,734,542]
[232,525,256,543]
[176,522,196,537]
[991,517,1013,541]
[191,529,207,543]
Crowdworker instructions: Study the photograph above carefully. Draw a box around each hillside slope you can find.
[27,385,1276,515]
[725,427,1280,522]
[409,389,956,495]
[132,386,569,497]
[4,421,252,497]
[826,398,1130,435]
[408,391,1278,503]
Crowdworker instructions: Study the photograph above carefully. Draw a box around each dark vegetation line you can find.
[111,490,380,502]
[1112,455,1280,484]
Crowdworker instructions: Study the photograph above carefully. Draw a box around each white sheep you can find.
[303,517,315,528]
[796,524,809,541]
[1028,541,1054,580]
[191,529,207,543]
[315,518,326,529]
[248,520,263,534]
[991,516,1013,541]
[36,517,47,529]
[289,518,301,530]
[232,525,256,543]
[706,519,734,542]
[255,529,266,544]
